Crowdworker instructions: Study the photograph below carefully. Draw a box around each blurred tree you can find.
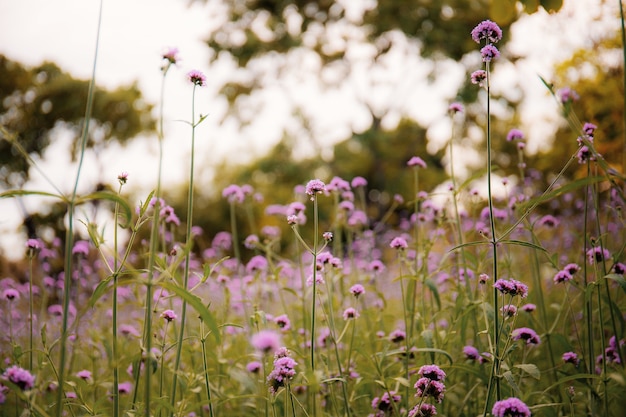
[0,54,155,240]
[0,55,155,189]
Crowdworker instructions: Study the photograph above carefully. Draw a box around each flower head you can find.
[274,314,291,331]
[251,330,281,355]
[506,129,524,142]
[118,171,129,185]
[408,403,438,417]
[480,44,500,62]
[418,364,446,382]
[562,351,580,366]
[188,70,206,86]
[471,70,487,86]
[557,87,579,104]
[587,247,610,264]
[512,327,541,345]
[267,353,297,394]
[161,309,177,322]
[494,278,528,298]
[350,284,365,298]
[407,156,427,168]
[2,366,35,390]
[76,370,92,381]
[162,47,180,65]
[246,361,262,373]
[343,307,359,320]
[463,345,480,361]
[3,288,19,301]
[492,397,531,417]
[390,237,408,250]
[414,378,446,403]
[471,20,503,44]
[305,179,326,197]
[448,102,464,114]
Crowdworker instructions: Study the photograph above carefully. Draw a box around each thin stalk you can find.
[56,1,103,415]
[200,322,216,417]
[483,59,501,414]
[310,194,319,417]
[620,0,626,180]
[28,254,34,372]
[170,83,200,414]
[112,180,123,417]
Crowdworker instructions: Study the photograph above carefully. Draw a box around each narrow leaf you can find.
[159,281,221,344]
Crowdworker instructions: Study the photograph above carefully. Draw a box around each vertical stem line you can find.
[56,1,103,415]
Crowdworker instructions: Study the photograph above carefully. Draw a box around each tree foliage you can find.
[0,55,155,188]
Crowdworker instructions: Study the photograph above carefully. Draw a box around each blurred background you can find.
[0,0,622,261]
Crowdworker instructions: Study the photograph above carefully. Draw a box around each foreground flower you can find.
[161,309,177,322]
[480,44,500,62]
[305,179,326,196]
[2,365,35,390]
[162,47,180,65]
[471,70,487,86]
[512,327,541,345]
[494,278,528,298]
[371,391,401,414]
[267,349,297,394]
[408,403,437,417]
[492,397,531,417]
[417,364,446,382]
[188,70,206,86]
[407,156,427,168]
[471,20,503,44]
[414,378,445,403]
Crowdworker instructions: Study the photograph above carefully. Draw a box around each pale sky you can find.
[0,0,619,259]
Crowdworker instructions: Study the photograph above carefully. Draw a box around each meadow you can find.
[1,15,626,417]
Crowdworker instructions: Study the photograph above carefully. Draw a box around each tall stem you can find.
[56,1,103,415]
[170,83,199,414]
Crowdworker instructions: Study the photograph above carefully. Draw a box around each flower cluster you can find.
[512,327,541,345]
[2,365,35,391]
[493,278,529,298]
[492,397,531,417]
[413,364,446,405]
[369,391,402,416]
[267,348,297,394]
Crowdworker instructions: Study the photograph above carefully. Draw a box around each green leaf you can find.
[77,190,133,228]
[0,189,66,201]
[515,363,541,380]
[502,370,521,396]
[424,278,441,310]
[497,239,548,253]
[517,176,604,213]
[89,275,113,308]
[159,281,221,344]
[605,273,626,294]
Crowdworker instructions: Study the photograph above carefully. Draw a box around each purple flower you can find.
[562,351,580,366]
[501,304,517,317]
[418,364,446,382]
[223,184,245,204]
[521,303,536,313]
[471,20,503,44]
[25,238,41,251]
[448,102,464,114]
[351,176,368,187]
[162,47,180,65]
[390,237,408,250]
[582,122,597,136]
[2,365,35,390]
[188,70,206,86]
[322,231,333,242]
[161,309,177,322]
[587,247,610,264]
[2,288,19,301]
[117,171,129,185]
[563,263,581,275]
[72,240,90,256]
[118,382,132,394]
[251,330,281,355]
[389,329,406,343]
[343,307,359,320]
[305,179,326,196]
[76,370,92,381]
[480,45,500,62]
[471,70,487,86]
[120,324,141,337]
[554,268,574,283]
[512,327,541,345]
[246,255,268,273]
[506,129,524,142]
[414,378,446,403]
[350,284,365,297]
[493,278,528,298]
[613,262,626,275]
[408,403,438,417]
[246,361,262,373]
[492,397,531,417]
[407,156,427,168]
[538,214,559,227]
[557,87,579,104]
[372,391,401,412]
[267,354,297,394]
[463,345,480,361]
[274,314,291,331]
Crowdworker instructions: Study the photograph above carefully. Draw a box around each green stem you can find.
[170,83,199,415]
[56,1,103,415]
[200,322,215,417]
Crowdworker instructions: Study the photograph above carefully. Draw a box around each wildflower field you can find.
[1,7,626,417]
